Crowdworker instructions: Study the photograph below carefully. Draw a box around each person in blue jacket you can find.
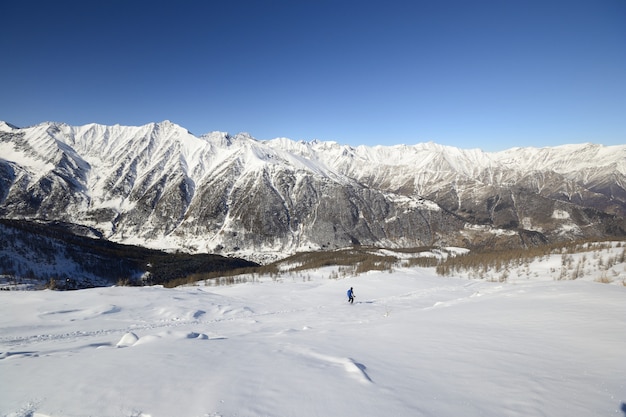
[347,287,355,304]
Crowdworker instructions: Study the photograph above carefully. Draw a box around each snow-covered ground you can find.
[1,261,625,416]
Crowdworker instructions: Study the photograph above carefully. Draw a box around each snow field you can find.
[1,267,625,417]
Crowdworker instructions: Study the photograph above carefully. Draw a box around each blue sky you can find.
[2,0,625,151]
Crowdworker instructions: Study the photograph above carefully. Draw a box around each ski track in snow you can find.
[0,282,495,363]
[0,304,308,354]
[1,283,488,352]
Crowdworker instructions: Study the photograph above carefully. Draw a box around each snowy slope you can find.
[1,254,625,417]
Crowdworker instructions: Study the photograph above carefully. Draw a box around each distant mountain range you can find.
[1,120,625,263]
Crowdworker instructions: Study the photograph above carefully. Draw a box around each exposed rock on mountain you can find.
[1,121,624,262]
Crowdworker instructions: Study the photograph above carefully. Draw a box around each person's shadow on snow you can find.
[621,402,626,416]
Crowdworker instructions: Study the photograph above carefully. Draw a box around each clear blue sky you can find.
[2,0,625,151]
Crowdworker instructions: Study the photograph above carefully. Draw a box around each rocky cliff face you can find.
[1,121,624,261]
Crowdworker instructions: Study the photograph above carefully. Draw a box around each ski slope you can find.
[1,266,625,417]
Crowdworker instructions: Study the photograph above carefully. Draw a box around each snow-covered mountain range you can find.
[1,120,625,261]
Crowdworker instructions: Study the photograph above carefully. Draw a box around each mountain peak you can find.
[0,121,19,130]
[148,120,188,132]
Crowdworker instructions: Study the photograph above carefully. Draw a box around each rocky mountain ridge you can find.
[1,120,624,262]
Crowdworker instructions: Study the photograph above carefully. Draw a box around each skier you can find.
[347,287,355,304]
